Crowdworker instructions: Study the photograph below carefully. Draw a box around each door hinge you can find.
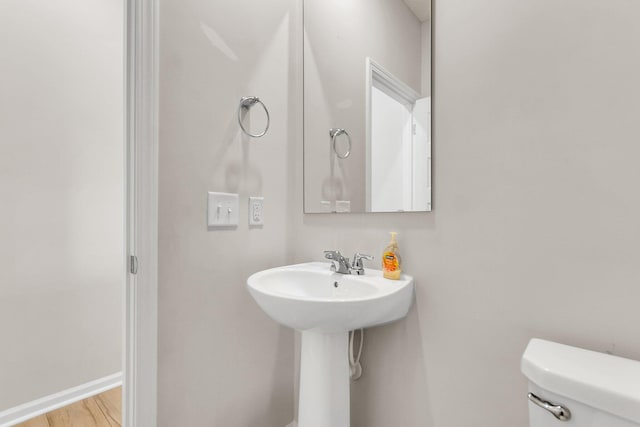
[130,255,138,275]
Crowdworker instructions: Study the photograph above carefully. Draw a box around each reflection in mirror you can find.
[304,0,432,213]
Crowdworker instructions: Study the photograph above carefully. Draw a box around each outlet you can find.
[320,201,332,213]
[336,200,351,213]
[249,196,264,226]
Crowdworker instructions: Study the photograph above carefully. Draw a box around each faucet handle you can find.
[352,253,374,269]
[324,250,343,261]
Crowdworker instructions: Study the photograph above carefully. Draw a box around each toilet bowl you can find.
[521,339,640,427]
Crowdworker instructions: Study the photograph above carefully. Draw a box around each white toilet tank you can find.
[521,339,640,427]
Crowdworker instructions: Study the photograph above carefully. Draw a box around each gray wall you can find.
[0,0,123,410]
[157,0,640,426]
[290,0,640,426]
[158,0,296,425]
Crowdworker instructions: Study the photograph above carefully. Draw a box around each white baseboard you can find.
[0,372,122,427]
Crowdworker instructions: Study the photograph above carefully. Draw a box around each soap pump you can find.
[382,232,402,280]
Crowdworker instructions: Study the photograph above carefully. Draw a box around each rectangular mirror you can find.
[303,0,432,213]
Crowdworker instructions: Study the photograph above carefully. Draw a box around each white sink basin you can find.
[247,261,414,427]
[247,261,414,332]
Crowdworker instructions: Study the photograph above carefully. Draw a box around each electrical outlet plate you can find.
[249,196,264,226]
[320,201,332,213]
[207,192,239,229]
[335,200,351,213]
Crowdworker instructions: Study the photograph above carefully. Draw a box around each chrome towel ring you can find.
[238,96,270,138]
[329,128,351,159]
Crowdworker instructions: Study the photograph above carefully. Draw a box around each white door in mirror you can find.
[249,196,264,225]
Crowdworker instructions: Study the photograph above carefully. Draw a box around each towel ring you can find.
[238,96,270,138]
[330,128,351,159]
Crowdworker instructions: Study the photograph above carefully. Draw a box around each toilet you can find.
[521,339,640,426]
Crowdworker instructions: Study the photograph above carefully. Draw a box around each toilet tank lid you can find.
[521,339,640,424]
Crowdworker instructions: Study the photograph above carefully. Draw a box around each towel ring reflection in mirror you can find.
[238,96,270,138]
[330,128,351,159]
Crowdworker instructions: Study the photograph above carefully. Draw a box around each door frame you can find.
[365,57,422,212]
[124,0,158,426]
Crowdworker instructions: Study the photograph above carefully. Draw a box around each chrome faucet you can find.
[324,250,351,274]
[324,251,374,275]
[351,253,374,275]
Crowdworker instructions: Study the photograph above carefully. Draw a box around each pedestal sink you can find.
[247,262,414,427]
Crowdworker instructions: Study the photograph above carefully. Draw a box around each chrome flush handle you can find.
[528,393,572,421]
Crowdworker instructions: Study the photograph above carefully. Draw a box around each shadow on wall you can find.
[199,12,292,196]
[225,132,264,195]
[351,300,434,426]
[303,27,352,211]
[214,327,295,427]
[158,2,297,426]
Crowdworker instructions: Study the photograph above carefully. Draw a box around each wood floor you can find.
[15,387,121,427]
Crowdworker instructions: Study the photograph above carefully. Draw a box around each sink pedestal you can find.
[298,331,350,427]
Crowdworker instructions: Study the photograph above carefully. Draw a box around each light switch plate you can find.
[207,192,239,229]
[249,196,264,226]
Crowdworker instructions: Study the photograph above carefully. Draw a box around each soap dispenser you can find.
[382,232,402,280]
